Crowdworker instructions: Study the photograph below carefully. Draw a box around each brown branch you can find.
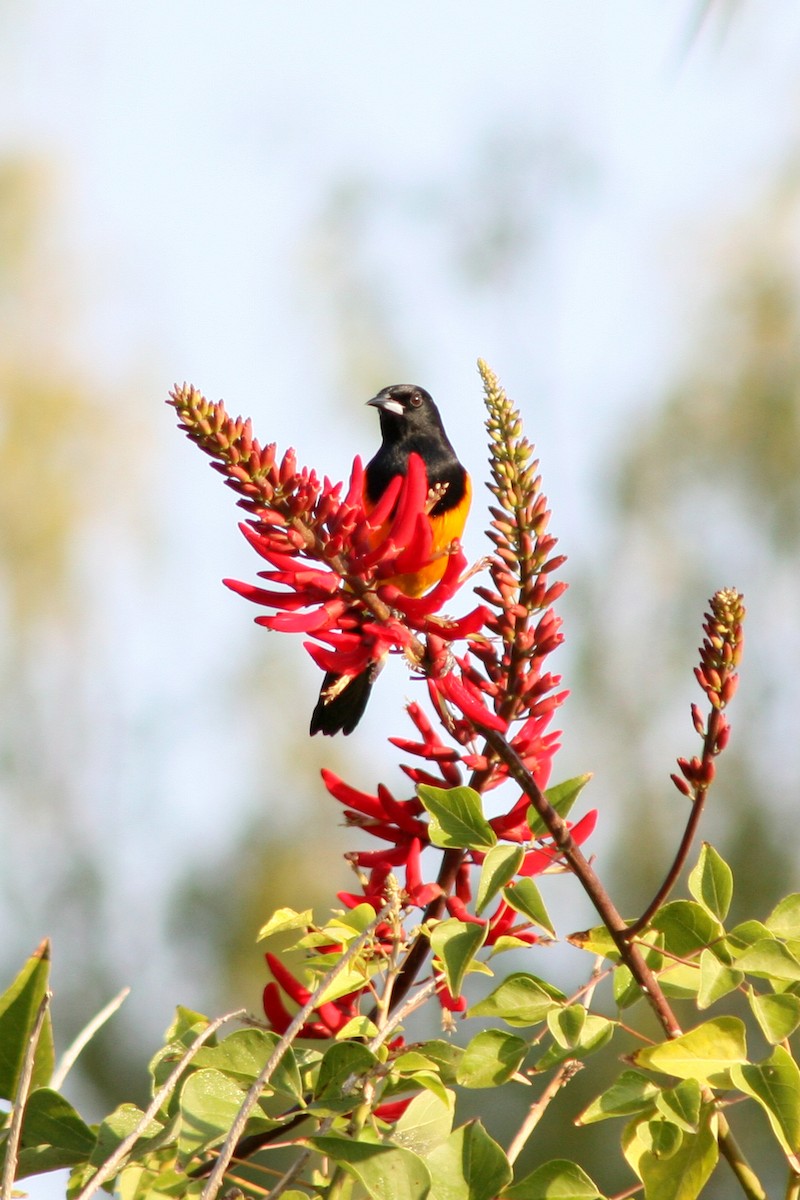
[480,728,680,1030]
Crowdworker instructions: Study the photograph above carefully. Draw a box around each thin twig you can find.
[623,706,723,938]
[200,905,392,1200]
[785,1170,800,1200]
[263,1115,336,1200]
[1,990,51,1200]
[74,1007,247,1200]
[506,1060,582,1165]
[51,987,131,1090]
[369,977,438,1056]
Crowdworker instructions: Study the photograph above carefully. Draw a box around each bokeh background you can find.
[3,3,800,1196]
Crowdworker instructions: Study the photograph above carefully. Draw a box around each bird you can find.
[309,384,471,736]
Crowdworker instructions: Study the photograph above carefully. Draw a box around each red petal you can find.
[262,982,293,1032]
[374,1098,413,1123]
[436,673,507,732]
[266,953,310,1004]
[262,607,337,633]
[224,578,310,611]
[304,639,373,675]
[321,769,386,820]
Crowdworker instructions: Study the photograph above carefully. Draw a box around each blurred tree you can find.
[572,168,800,927]
[0,155,360,1112]
[0,155,154,1105]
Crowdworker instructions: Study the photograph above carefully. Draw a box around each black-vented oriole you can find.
[309,384,471,736]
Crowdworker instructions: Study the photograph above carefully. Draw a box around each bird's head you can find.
[367,384,443,440]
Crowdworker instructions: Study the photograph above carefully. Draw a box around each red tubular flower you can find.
[434,971,468,1014]
[262,952,358,1039]
[484,899,538,947]
[373,1098,414,1124]
[223,450,485,695]
[445,895,485,926]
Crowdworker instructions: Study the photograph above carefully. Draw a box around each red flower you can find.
[262,952,359,1039]
[225,452,487,688]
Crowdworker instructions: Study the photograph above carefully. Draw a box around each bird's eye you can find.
[410,391,423,408]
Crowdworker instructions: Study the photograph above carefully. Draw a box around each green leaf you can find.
[394,1050,441,1073]
[400,1071,452,1109]
[567,925,620,961]
[623,1106,718,1200]
[327,903,380,935]
[393,1089,455,1156]
[735,938,800,982]
[257,906,314,940]
[650,901,725,959]
[19,1087,94,1153]
[658,965,704,1002]
[315,1041,378,1103]
[16,1144,97,1182]
[748,988,800,1044]
[697,949,743,1009]
[654,1080,702,1133]
[766,894,800,940]
[415,1041,464,1085]
[162,1005,211,1044]
[90,1103,169,1169]
[725,920,772,952]
[192,1028,303,1100]
[535,1015,615,1070]
[577,1070,660,1125]
[313,961,383,1006]
[642,1123,718,1198]
[12,1089,95,1178]
[312,1134,431,1200]
[527,774,592,837]
[335,1015,379,1041]
[456,1030,528,1088]
[177,1067,246,1159]
[547,1005,586,1050]
[731,1045,800,1162]
[0,941,54,1100]
[116,1162,198,1200]
[502,879,555,936]
[645,1117,683,1160]
[469,973,564,1027]
[431,919,487,999]
[418,785,497,850]
[475,845,524,915]
[427,1120,511,1200]
[632,1017,747,1087]
[688,844,733,921]
[488,935,538,957]
[501,1158,603,1199]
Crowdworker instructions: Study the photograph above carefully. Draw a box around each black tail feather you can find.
[309,666,379,736]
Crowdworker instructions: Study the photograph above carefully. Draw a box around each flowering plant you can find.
[6,364,799,1200]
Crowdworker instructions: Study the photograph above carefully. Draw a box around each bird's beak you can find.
[367,394,404,416]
